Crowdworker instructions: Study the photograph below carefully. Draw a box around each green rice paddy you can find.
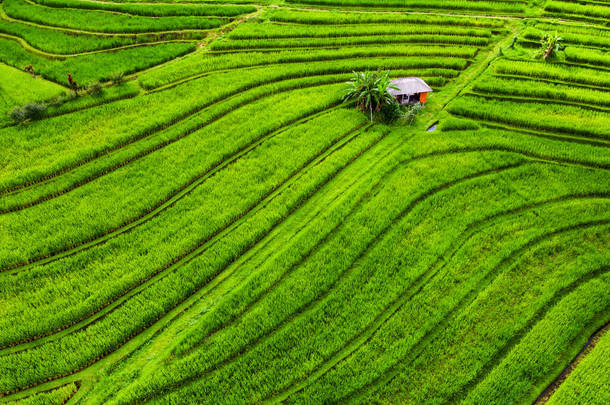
[0,0,608,403]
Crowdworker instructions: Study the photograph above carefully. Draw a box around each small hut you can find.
[388,77,433,105]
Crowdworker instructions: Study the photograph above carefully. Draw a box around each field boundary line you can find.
[86,125,394,405]
[0,107,356,353]
[492,73,610,92]
[0,7,216,37]
[451,266,610,403]
[180,150,589,362]
[0,119,384,397]
[0,31,197,59]
[448,113,610,148]
[1,72,365,197]
[340,219,610,404]
[0,79,349,214]
[535,320,610,404]
[261,194,610,404]
[140,160,544,402]
[465,91,610,113]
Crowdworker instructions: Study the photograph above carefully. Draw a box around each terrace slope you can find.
[0,0,608,404]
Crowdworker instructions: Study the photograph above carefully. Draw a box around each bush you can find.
[404,102,424,124]
[381,101,402,123]
[380,101,425,125]
[87,81,104,96]
[9,107,27,123]
[110,71,125,86]
[10,102,47,123]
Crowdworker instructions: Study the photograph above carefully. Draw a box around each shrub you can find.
[9,107,27,123]
[110,71,126,86]
[87,81,104,96]
[10,102,47,123]
[381,101,403,123]
[404,102,424,125]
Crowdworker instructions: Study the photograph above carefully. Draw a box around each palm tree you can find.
[344,70,398,122]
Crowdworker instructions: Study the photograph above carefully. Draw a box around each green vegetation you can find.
[283,0,526,13]
[0,38,196,84]
[0,62,63,125]
[3,0,227,33]
[534,32,563,61]
[6,382,78,404]
[0,0,608,404]
[547,329,610,404]
[344,70,398,121]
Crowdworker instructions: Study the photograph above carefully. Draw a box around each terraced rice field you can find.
[0,0,608,403]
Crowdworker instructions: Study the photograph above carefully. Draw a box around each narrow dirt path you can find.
[535,321,610,404]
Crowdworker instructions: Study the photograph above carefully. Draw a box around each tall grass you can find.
[522,27,610,49]
[32,0,255,17]
[0,57,454,194]
[545,0,610,19]
[547,329,610,405]
[228,22,492,39]
[0,38,195,85]
[0,19,136,54]
[0,106,373,394]
[3,0,227,33]
[465,268,610,404]
[267,8,504,27]
[449,95,610,139]
[493,60,610,87]
[117,164,610,404]
[139,45,476,89]
[565,47,610,67]
[472,75,610,107]
[284,0,525,13]
[211,34,489,50]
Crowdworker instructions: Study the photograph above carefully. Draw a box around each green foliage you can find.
[10,102,47,123]
[545,0,610,20]
[440,117,480,131]
[139,48,470,89]
[547,330,610,405]
[5,382,78,405]
[449,95,610,139]
[33,0,255,17]
[268,8,505,26]
[380,100,402,123]
[86,81,104,97]
[0,18,135,54]
[343,70,397,121]
[404,102,424,124]
[1,3,609,405]
[0,39,196,84]
[534,32,563,61]
[228,22,492,39]
[565,46,610,67]
[473,75,610,107]
[3,0,227,33]
[210,33,489,50]
[110,71,126,86]
[381,101,425,125]
[283,0,525,13]
[494,59,610,87]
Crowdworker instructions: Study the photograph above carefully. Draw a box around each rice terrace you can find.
[1,0,610,402]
